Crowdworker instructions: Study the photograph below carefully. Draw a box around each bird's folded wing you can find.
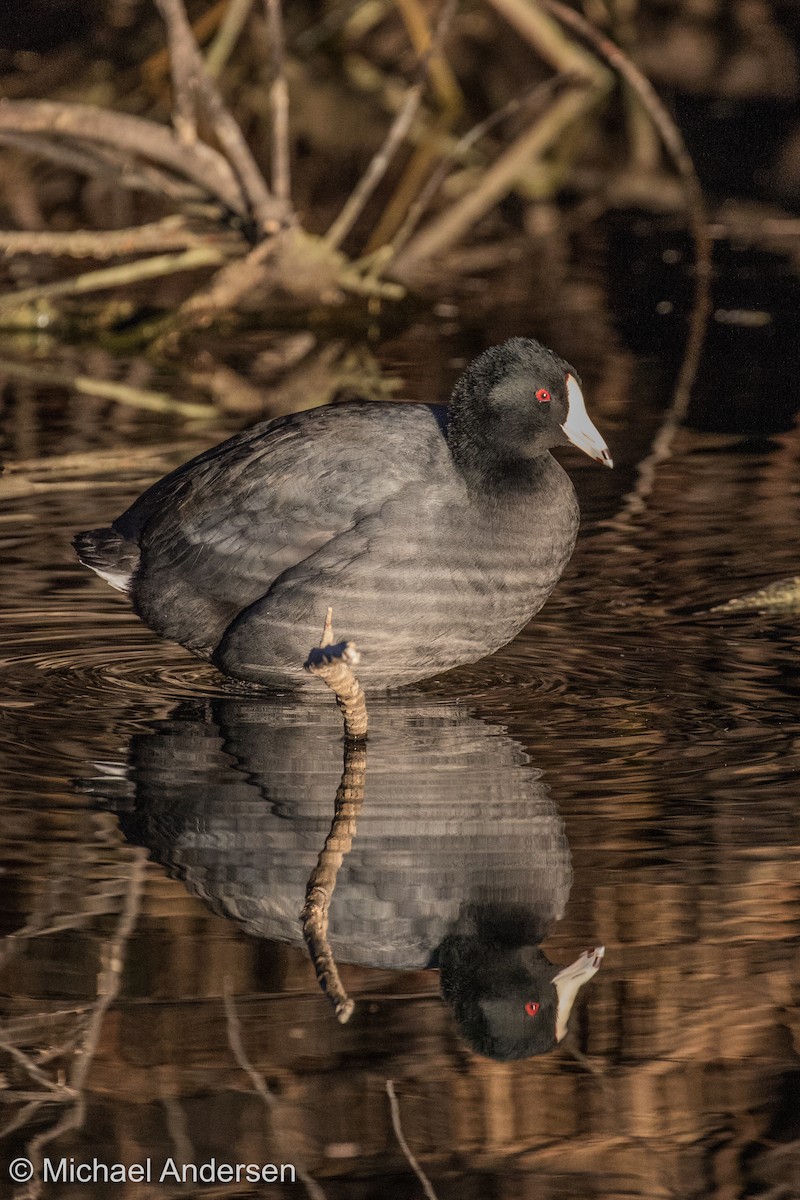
[116,402,452,645]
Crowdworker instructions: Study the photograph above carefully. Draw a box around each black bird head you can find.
[448,337,612,482]
[439,911,604,1060]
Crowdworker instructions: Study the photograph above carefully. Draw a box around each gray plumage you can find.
[106,696,572,971]
[75,338,605,689]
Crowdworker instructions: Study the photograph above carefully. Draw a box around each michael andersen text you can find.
[40,1158,297,1185]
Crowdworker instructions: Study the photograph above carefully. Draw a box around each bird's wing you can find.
[214,481,495,686]
[115,402,451,649]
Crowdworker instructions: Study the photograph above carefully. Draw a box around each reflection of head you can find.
[438,907,604,1060]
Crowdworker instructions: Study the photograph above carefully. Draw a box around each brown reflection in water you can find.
[2,608,799,1200]
[1,230,799,1197]
[1,811,798,1200]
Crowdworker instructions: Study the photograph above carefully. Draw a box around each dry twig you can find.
[0,99,247,215]
[0,359,215,419]
[155,0,285,234]
[0,246,224,310]
[206,0,256,77]
[19,852,147,1198]
[385,1080,440,1200]
[538,0,712,513]
[387,73,573,263]
[325,0,458,251]
[264,0,292,204]
[223,983,328,1200]
[364,0,464,251]
[0,216,239,260]
[393,81,601,275]
[158,0,200,145]
[0,132,214,206]
[326,83,427,252]
[393,0,613,276]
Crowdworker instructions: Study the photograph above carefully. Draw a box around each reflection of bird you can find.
[74,339,611,689]
[100,695,603,1059]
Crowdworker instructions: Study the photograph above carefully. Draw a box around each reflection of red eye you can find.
[525,1001,540,1017]
[535,389,551,403]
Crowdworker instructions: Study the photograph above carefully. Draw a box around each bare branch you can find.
[223,984,328,1200]
[488,0,602,78]
[0,245,224,310]
[0,132,125,183]
[326,83,426,252]
[156,0,201,144]
[391,0,609,272]
[393,82,599,275]
[386,1080,440,1200]
[538,0,711,443]
[264,0,291,204]
[0,99,247,215]
[155,0,284,234]
[0,216,240,260]
[325,0,458,251]
[0,131,213,206]
[207,0,256,78]
[388,73,573,261]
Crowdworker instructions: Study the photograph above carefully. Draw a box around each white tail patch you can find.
[85,562,133,594]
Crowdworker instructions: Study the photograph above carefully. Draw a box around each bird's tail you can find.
[73,527,140,593]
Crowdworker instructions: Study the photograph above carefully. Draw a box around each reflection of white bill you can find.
[554,945,606,1042]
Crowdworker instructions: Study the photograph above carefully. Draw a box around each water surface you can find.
[1,220,799,1198]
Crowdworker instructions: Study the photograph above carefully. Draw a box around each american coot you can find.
[75,338,611,689]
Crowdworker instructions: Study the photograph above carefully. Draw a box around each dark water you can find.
[1,219,799,1199]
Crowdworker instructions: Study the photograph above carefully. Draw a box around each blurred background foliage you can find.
[0,0,796,345]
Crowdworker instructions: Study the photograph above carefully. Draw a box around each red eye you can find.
[535,388,551,403]
[525,1001,540,1017]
